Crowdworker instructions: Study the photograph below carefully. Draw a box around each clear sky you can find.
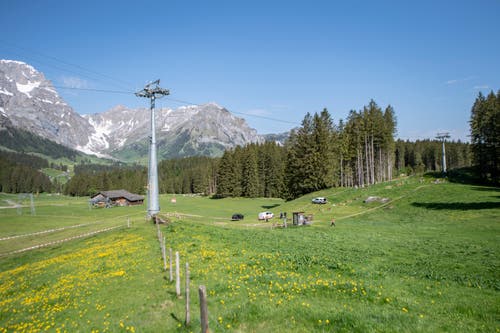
[1,0,499,141]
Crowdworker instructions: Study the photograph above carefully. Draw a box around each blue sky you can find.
[1,0,499,141]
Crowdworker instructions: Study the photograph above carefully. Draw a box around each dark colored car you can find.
[231,213,244,221]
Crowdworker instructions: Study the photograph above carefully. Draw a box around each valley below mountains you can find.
[0,60,268,161]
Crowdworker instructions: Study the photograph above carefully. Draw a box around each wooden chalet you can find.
[90,190,144,207]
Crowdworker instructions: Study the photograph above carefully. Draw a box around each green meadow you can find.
[0,176,498,332]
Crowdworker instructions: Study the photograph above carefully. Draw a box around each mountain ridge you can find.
[0,59,280,161]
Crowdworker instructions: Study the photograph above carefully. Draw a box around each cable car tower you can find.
[436,132,450,174]
[136,80,170,218]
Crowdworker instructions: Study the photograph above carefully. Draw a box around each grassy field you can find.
[0,176,498,332]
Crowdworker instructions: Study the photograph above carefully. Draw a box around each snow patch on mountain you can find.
[0,88,13,96]
[16,81,41,97]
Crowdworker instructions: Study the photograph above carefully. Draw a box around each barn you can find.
[90,190,144,207]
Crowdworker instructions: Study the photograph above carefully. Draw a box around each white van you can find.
[258,211,274,220]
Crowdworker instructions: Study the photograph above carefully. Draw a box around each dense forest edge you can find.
[1,92,498,196]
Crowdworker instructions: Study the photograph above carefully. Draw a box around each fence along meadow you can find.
[0,214,139,257]
[157,222,210,332]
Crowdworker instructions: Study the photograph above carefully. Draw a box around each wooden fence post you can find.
[185,262,190,326]
[169,248,173,282]
[199,285,209,333]
[162,237,167,271]
[175,251,181,297]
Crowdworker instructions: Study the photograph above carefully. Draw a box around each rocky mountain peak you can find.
[0,60,266,161]
[0,59,95,151]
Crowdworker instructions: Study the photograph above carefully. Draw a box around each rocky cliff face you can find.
[0,60,96,152]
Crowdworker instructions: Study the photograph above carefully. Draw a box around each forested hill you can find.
[0,117,116,194]
[0,150,52,193]
[0,119,80,160]
[0,118,77,193]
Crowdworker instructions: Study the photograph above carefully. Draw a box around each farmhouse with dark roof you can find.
[90,190,144,207]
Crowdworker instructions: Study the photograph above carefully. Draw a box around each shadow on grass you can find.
[261,204,281,209]
[470,186,500,192]
[170,312,182,323]
[412,201,500,210]
[431,167,499,186]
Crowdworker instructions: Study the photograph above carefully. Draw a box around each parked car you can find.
[258,211,274,220]
[231,213,244,221]
[312,197,327,204]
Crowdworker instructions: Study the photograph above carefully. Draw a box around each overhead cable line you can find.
[2,49,133,92]
[0,41,300,127]
[0,39,136,90]
[50,86,134,95]
[162,97,300,126]
[39,84,301,126]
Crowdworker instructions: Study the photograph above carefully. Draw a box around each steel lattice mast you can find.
[436,132,450,174]
[135,80,170,218]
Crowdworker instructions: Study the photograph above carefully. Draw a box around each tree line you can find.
[0,151,52,193]
[216,142,285,198]
[63,157,219,197]
[63,165,147,197]
[470,90,499,184]
[283,101,397,199]
[3,94,492,195]
[395,139,471,175]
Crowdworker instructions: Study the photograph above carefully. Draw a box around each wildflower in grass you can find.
[402,307,408,313]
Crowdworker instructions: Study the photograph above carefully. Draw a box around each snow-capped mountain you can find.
[0,60,264,160]
[0,60,96,152]
[83,102,263,159]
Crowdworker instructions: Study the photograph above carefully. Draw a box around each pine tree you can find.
[241,145,260,197]
[215,150,235,197]
[383,105,397,180]
[313,109,337,188]
[285,113,314,199]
